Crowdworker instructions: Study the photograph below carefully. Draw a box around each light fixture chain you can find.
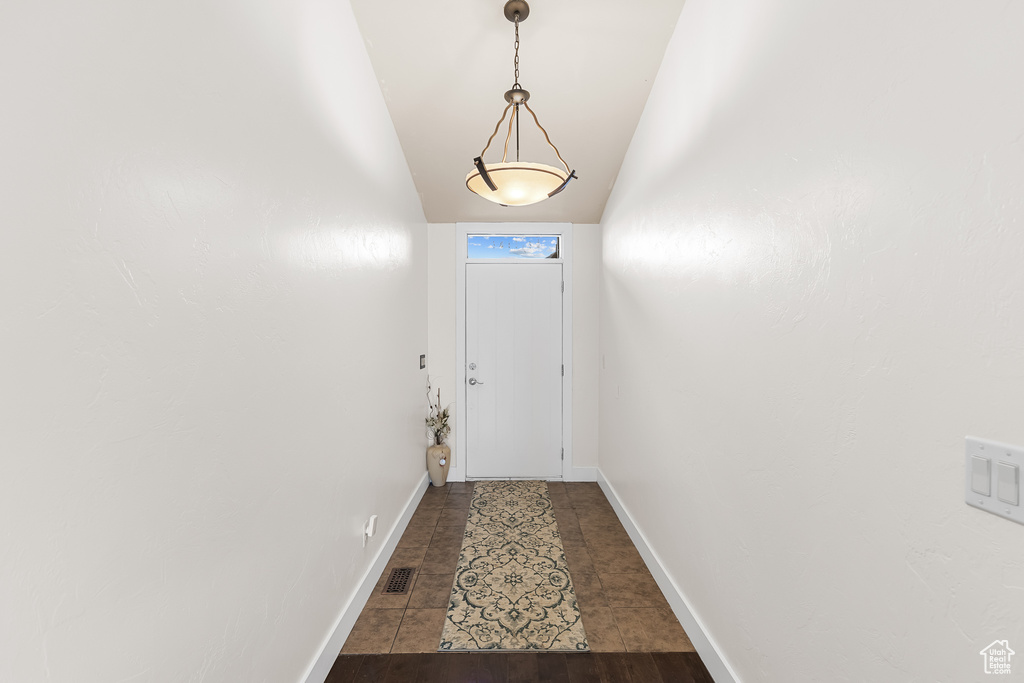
[513,15,520,87]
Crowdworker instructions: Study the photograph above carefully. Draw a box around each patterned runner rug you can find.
[439,480,589,652]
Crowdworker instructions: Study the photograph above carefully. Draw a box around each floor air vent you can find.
[382,567,414,595]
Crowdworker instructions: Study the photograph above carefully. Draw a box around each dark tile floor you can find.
[340,481,695,655]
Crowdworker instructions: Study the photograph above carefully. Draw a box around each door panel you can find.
[466,263,562,479]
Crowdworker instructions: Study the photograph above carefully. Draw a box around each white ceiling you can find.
[349,0,686,224]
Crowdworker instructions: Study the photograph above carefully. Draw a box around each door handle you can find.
[468,378,484,385]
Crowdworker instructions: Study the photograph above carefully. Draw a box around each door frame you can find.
[453,222,574,482]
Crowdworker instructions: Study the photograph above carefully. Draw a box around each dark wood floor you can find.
[326,652,713,683]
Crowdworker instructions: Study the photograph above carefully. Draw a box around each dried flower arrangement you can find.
[425,385,451,447]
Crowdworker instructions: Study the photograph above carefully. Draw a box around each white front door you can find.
[465,263,563,479]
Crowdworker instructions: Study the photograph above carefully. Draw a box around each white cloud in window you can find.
[509,241,553,257]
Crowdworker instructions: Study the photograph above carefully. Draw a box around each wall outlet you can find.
[362,515,379,547]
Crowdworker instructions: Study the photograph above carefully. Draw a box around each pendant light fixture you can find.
[466,0,577,207]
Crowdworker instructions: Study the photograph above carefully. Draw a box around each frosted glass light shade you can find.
[465,162,568,206]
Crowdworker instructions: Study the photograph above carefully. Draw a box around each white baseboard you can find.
[300,473,429,683]
[596,470,740,683]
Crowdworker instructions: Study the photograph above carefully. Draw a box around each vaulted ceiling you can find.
[349,0,686,224]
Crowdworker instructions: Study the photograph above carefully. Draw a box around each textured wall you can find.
[427,224,459,470]
[572,225,602,469]
[0,1,426,681]
[600,0,1024,681]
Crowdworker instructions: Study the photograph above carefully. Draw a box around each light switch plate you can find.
[966,436,1024,526]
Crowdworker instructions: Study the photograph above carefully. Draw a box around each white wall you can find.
[427,224,459,468]
[600,1,1024,681]
[572,226,601,468]
[425,224,601,477]
[0,2,426,682]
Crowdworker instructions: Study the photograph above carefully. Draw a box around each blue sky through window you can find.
[467,235,559,259]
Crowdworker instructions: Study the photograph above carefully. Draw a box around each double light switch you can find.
[966,437,1024,526]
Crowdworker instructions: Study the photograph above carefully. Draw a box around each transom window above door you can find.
[467,234,560,260]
